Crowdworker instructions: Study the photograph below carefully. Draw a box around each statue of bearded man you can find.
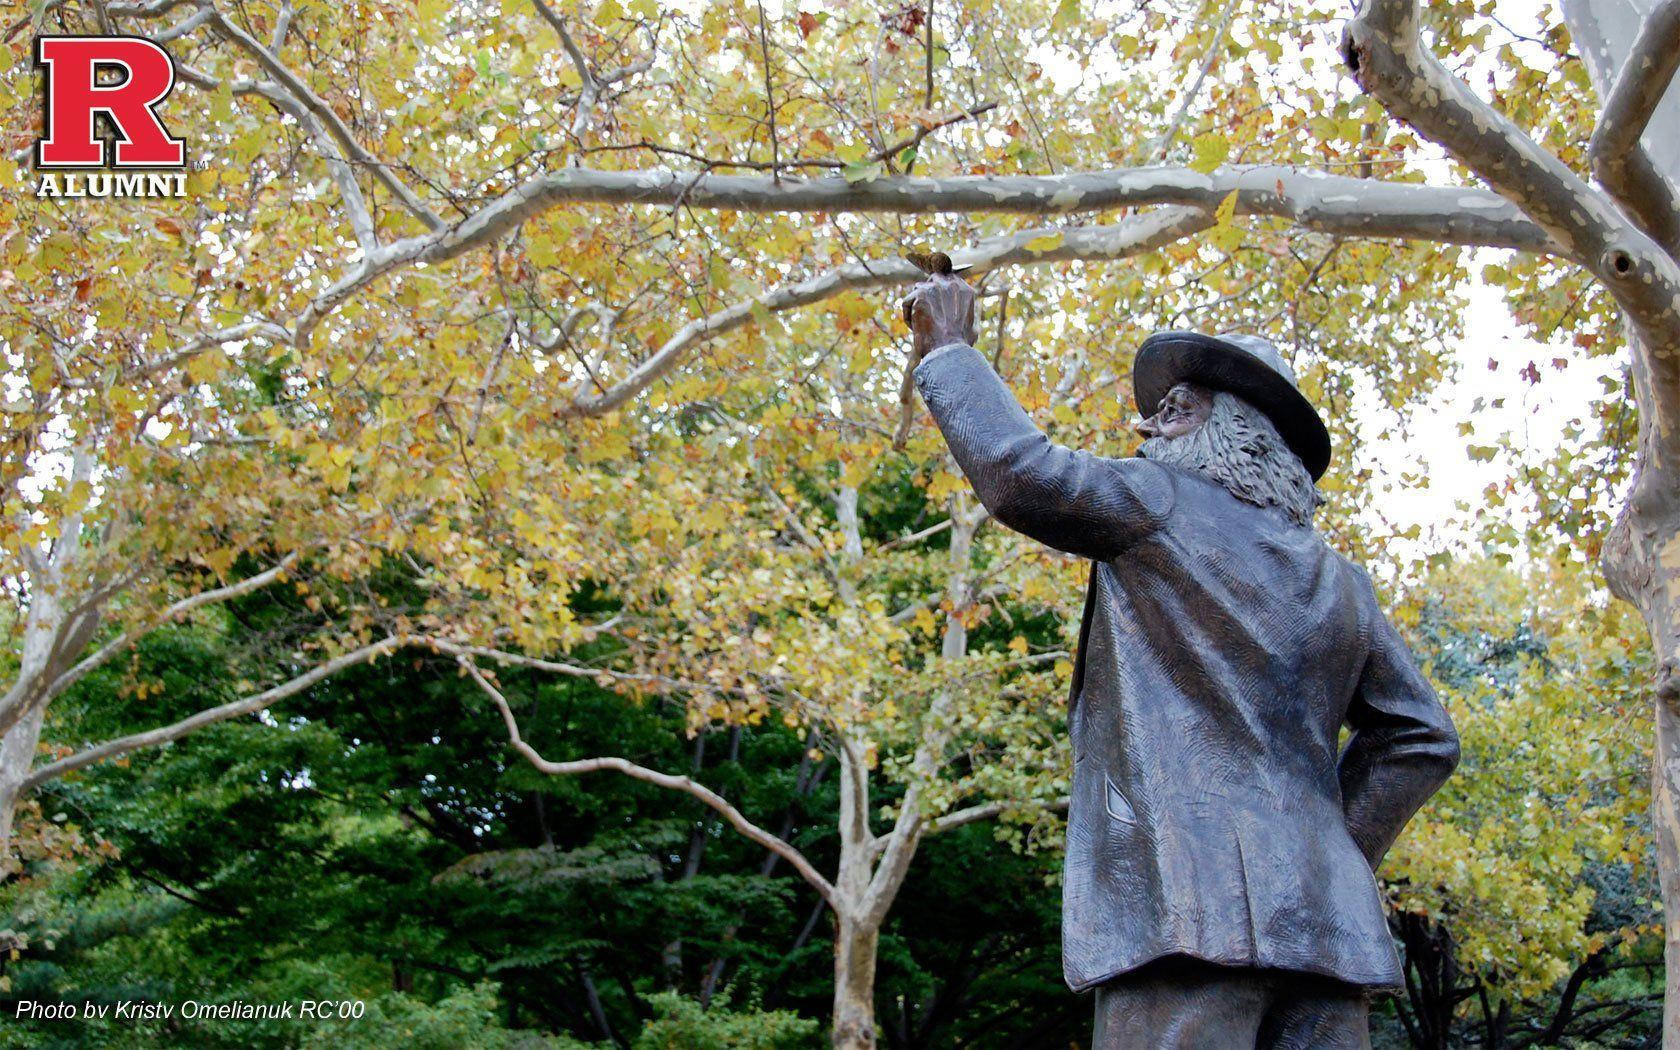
[901,270,1459,1050]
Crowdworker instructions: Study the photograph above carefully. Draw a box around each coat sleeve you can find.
[1338,583,1460,868]
[913,343,1174,560]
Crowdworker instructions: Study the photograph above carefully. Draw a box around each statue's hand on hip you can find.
[902,274,978,361]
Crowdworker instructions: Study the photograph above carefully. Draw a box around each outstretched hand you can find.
[901,274,978,361]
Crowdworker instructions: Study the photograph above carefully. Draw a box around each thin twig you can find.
[755,0,779,182]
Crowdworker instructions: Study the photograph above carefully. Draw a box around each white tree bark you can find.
[0,706,47,873]
[831,497,986,1049]
[569,207,1213,417]
[459,658,840,906]
[203,6,441,231]
[0,552,298,842]
[1345,0,1680,1041]
[357,163,1554,260]
[829,735,879,1050]
[1566,0,1680,190]
[284,163,1555,345]
[1586,0,1680,251]
[1,448,102,864]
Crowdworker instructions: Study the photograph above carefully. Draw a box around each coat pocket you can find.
[1104,775,1137,825]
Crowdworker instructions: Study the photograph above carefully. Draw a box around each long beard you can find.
[1139,392,1323,528]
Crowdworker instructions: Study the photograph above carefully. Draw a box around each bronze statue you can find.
[902,269,1459,1049]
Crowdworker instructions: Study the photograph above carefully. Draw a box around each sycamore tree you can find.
[1380,554,1657,1047]
[2,0,1676,1045]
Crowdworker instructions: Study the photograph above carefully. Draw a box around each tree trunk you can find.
[0,705,47,873]
[830,732,881,1049]
[1392,910,1457,1050]
[832,913,880,1050]
[1602,338,1680,1048]
[822,496,981,1048]
[1648,686,1680,1048]
[0,585,71,862]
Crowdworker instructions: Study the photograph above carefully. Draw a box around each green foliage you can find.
[3,596,1081,1046]
[5,547,1659,1047]
[1377,555,1659,1042]
[299,982,546,1050]
[629,992,818,1050]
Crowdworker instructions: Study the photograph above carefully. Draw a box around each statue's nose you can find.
[1135,415,1159,437]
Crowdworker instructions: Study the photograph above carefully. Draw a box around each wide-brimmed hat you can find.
[1133,331,1331,479]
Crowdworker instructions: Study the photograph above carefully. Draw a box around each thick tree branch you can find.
[153,6,214,42]
[861,499,982,926]
[834,733,875,865]
[270,0,295,51]
[1588,0,1680,254]
[5,0,192,40]
[532,0,600,139]
[231,78,379,253]
[45,553,300,702]
[1345,3,1626,264]
[1345,0,1680,473]
[285,162,1554,345]
[567,206,1213,416]
[162,53,376,251]
[22,635,413,792]
[457,657,839,910]
[926,795,1069,835]
[530,0,650,143]
[0,451,103,736]
[18,625,713,795]
[379,163,1554,260]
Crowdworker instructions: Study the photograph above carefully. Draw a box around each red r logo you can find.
[35,36,186,169]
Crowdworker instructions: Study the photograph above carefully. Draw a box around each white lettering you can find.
[12,1001,79,1020]
[114,1000,174,1020]
[33,169,189,198]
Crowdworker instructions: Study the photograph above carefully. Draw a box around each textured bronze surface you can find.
[903,276,1458,1047]
[1092,956,1372,1050]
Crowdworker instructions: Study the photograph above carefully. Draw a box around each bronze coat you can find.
[914,344,1459,992]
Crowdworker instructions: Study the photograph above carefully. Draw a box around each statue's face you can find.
[1136,382,1213,440]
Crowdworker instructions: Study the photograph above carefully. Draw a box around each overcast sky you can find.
[1356,260,1619,551]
